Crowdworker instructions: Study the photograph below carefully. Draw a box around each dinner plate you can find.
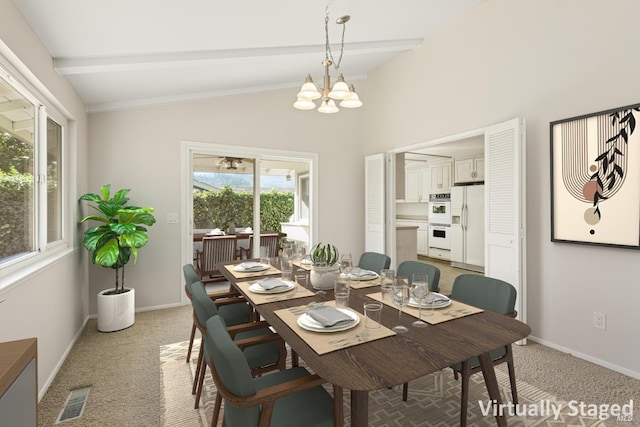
[297,308,360,333]
[348,268,379,281]
[233,262,269,272]
[408,292,451,309]
[248,281,295,294]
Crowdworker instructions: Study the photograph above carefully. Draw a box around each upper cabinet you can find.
[405,163,430,202]
[429,160,452,192]
[454,156,484,184]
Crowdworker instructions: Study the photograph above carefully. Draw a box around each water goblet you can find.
[380,269,395,303]
[294,270,307,293]
[339,253,353,278]
[411,273,430,327]
[391,276,410,333]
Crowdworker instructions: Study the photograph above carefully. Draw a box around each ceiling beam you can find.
[53,39,423,75]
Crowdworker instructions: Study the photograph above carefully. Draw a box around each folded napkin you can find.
[426,293,450,304]
[350,269,377,278]
[239,262,264,271]
[256,278,289,290]
[306,306,355,328]
[207,228,223,235]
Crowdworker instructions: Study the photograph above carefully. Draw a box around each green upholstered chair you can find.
[436,274,519,427]
[183,263,202,363]
[396,260,440,292]
[190,280,285,413]
[357,252,391,274]
[204,315,342,427]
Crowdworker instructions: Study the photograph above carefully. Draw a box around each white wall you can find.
[0,0,89,397]
[87,90,365,314]
[363,0,640,377]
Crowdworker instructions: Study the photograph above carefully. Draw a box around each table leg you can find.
[350,390,369,427]
[478,352,508,427]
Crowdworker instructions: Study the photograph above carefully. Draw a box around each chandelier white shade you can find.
[293,12,363,114]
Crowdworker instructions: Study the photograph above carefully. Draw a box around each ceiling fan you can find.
[218,157,244,170]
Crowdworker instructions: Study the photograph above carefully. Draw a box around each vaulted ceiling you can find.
[12,0,481,113]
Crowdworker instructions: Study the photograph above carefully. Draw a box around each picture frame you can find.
[550,102,640,249]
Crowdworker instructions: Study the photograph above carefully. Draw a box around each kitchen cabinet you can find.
[405,163,430,202]
[430,160,452,192]
[454,156,484,184]
[0,338,37,426]
[397,219,429,256]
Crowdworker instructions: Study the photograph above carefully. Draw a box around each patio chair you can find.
[204,314,342,427]
[239,232,280,259]
[197,235,237,283]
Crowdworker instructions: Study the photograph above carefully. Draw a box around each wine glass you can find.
[339,253,353,278]
[411,273,430,327]
[391,276,410,333]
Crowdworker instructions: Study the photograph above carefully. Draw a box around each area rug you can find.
[160,340,609,427]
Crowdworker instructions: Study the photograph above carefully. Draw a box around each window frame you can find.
[0,55,71,292]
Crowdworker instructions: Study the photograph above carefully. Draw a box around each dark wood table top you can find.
[219,261,530,390]
[218,259,531,426]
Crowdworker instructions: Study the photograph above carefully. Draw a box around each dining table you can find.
[218,260,531,427]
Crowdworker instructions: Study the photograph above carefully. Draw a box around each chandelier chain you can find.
[324,9,346,70]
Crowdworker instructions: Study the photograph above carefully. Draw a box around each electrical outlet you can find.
[593,312,606,330]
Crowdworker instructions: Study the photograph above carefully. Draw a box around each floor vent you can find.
[56,386,91,423]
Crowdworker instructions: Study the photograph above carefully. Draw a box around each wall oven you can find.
[428,224,451,250]
[428,193,451,225]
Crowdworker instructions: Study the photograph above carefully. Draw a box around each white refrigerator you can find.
[450,184,484,271]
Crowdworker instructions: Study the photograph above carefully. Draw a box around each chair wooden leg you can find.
[460,361,470,427]
[291,349,299,367]
[402,382,409,401]
[211,391,222,427]
[195,359,207,409]
[192,341,203,394]
[506,345,518,403]
[186,322,196,363]
[333,385,344,427]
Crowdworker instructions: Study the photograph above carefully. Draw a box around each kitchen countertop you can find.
[396,225,418,229]
[396,215,429,222]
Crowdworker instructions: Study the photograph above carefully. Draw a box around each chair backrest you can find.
[450,274,516,315]
[200,236,237,276]
[358,252,391,274]
[189,280,219,330]
[247,233,280,258]
[183,263,200,288]
[205,315,260,426]
[396,260,441,292]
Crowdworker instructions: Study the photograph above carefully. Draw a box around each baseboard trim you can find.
[528,335,640,380]
[38,315,90,401]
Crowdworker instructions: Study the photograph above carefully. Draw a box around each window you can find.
[0,65,66,271]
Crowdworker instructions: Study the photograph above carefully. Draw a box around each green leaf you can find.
[99,184,111,201]
[79,193,101,202]
[119,229,149,249]
[95,238,120,267]
[111,223,136,235]
[79,214,109,224]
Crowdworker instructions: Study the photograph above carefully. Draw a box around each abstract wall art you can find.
[551,103,640,248]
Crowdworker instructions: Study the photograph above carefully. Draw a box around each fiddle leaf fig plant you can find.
[79,184,156,294]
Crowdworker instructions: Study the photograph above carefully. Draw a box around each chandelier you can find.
[293,10,363,113]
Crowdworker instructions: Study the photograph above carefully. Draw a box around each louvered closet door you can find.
[484,118,526,324]
[365,153,385,253]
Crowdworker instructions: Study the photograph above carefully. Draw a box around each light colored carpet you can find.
[38,304,640,427]
[161,340,619,426]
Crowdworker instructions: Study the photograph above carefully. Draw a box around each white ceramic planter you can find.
[309,265,340,290]
[97,288,135,332]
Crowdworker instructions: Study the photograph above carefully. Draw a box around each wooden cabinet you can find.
[0,338,37,426]
[405,164,430,202]
[454,156,484,184]
[397,219,429,256]
[429,161,452,192]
